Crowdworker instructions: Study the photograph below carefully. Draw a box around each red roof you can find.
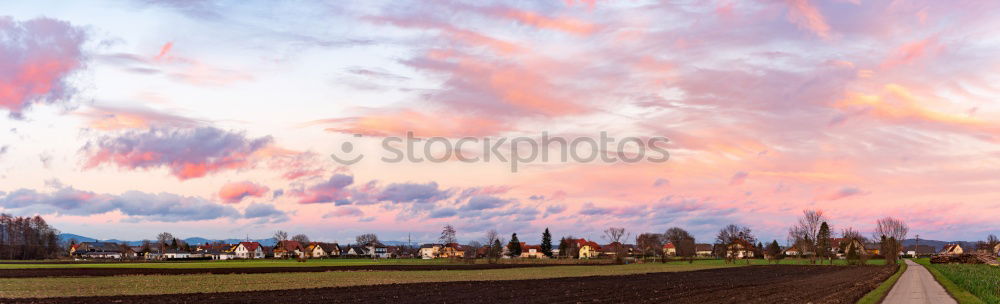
[574,239,601,250]
[239,242,260,251]
[663,243,675,249]
[276,241,303,252]
[521,243,542,251]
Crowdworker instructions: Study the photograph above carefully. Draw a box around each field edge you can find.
[914,258,986,304]
[855,262,904,304]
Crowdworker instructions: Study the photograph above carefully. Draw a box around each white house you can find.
[163,250,192,259]
[419,244,443,259]
[307,242,340,258]
[235,242,264,259]
[941,244,963,255]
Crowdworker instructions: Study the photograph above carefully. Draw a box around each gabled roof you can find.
[238,242,261,251]
[942,244,962,253]
[349,246,368,254]
[309,242,339,253]
[420,243,443,249]
[574,239,601,250]
[695,244,713,251]
[275,240,304,252]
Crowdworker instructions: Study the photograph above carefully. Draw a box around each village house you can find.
[940,244,963,255]
[273,240,305,258]
[234,242,264,259]
[904,245,936,257]
[838,239,867,258]
[419,243,463,259]
[576,239,601,259]
[344,245,367,256]
[725,239,756,258]
[419,244,441,259]
[163,249,196,259]
[367,244,390,258]
[70,242,128,259]
[439,243,465,258]
[519,244,547,258]
[695,244,714,257]
[662,242,676,256]
[306,242,340,258]
[783,245,801,257]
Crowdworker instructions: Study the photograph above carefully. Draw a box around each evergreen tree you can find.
[507,233,522,257]
[490,239,502,261]
[541,228,553,257]
[816,222,832,264]
[557,237,568,258]
[766,240,782,264]
[170,238,178,250]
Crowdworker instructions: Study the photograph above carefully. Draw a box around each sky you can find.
[1,0,999,245]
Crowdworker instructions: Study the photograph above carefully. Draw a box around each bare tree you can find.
[291,234,310,244]
[986,234,999,253]
[272,230,289,243]
[355,233,379,246]
[787,209,825,264]
[440,224,457,244]
[484,230,503,263]
[663,227,696,263]
[873,217,908,265]
[716,224,756,264]
[603,227,626,243]
[602,227,630,263]
[156,232,174,251]
[635,233,663,260]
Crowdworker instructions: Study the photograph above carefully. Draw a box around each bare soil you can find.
[4,265,896,303]
[0,263,596,278]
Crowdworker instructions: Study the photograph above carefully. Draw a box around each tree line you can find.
[0,214,61,260]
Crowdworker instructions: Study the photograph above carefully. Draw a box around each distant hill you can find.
[901,238,978,252]
[58,233,97,243]
[57,233,416,247]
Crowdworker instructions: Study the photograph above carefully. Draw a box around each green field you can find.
[915,258,996,304]
[0,257,888,269]
[670,258,887,266]
[0,263,735,298]
[0,258,456,269]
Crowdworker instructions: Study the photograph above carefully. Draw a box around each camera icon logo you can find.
[330,134,364,165]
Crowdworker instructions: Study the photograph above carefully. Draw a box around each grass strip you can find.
[856,262,905,304]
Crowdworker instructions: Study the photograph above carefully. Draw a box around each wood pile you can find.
[930,253,999,266]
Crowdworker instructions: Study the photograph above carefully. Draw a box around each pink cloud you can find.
[729,171,749,186]
[316,109,513,137]
[0,17,86,117]
[76,105,203,130]
[218,181,270,203]
[880,37,941,68]
[84,127,273,180]
[816,186,865,201]
[294,174,354,204]
[492,8,598,35]
[783,0,831,39]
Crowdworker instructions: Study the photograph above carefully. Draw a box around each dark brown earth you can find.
[0,263,603,278]
[5,265,897,304]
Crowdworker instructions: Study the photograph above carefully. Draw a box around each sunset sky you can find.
[1,0,999,245]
